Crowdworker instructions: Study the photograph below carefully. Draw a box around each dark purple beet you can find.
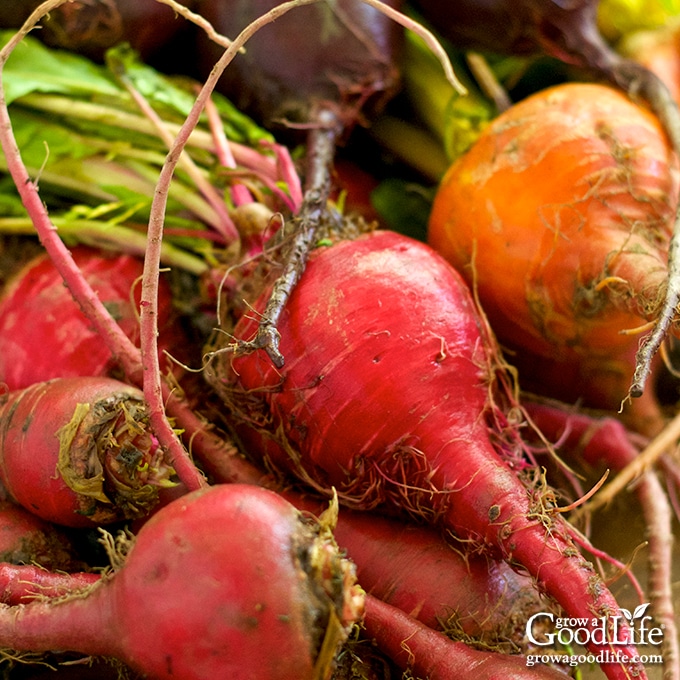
[193,0,403,129]
[411,0,542,56]
[0,0,193,61]
[412,0,615,71]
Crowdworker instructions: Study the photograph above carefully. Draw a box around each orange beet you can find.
[428,82,679,418]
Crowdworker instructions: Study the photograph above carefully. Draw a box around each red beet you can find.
[0,499,85,572]
[0,484,364,680]
[288,492,548,648]
[0,376,173,527]
[0,246,184,391]
[212,229,646,680]
[362,594,570,680]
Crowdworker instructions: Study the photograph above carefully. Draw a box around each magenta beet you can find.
[0,484,363,679]
[215,229,646,680]
[0,246,183,390]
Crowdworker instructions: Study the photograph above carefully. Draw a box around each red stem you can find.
[0,2,205,493]
[164,396,269,486]
[136,2,341,496]
[362,594,569,680]
[203,94,254,207]
[260,140,304,211]
[524,401,679,680]
[0,565,100,605]
[0,583,113,658]
[121,76,238,241]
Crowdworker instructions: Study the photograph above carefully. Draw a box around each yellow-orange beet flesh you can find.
[428,82,678,407]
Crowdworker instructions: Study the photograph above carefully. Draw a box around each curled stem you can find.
[116,71,238,242]
[0,0,205,492]
[619,63,680,398]
[581,410,680,515]
[163,0,462,367]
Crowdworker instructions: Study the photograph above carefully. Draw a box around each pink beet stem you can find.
[0,583,114,658]
[524,402,679,680]
[203,93,254,207]
[363,594,569,680]
[0,3,206,493]
[0,565,100,605]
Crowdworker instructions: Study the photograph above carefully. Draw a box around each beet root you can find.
[193,0,403,130]
[0,484,364,679]
[211,229,647,680]
[0,377,173,527]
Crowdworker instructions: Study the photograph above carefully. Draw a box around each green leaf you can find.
[401,30,495,163]
[0,31,286,267]
[9,108,99,166]
[104,43,273,146]
[371,178,435,243]
[0,177,23,216]
[105,44,202,119]
[0,31,119,104]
